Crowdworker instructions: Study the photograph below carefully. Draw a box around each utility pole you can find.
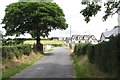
[70,25,71,38]
[70,25,72,43]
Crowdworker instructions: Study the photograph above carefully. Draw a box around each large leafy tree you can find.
[80,0,120,23]
[2,2,68,53]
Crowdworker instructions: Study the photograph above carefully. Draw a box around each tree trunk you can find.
[33,36,43,54]
[36,36,40,45]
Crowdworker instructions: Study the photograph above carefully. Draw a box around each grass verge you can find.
[71,54,110,78]
[72,54,89,78]
[2,53,44,80]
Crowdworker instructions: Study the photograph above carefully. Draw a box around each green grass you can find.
[72,54,89,78]
[2,54,44,80]
[72,54,110,78]
[2,64,30,80]
[24,40,64,45]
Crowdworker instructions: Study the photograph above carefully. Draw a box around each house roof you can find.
[83,35,93,39]
[102,27,120,38]
[72,35,97,40]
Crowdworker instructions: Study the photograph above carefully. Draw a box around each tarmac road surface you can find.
[11,47,74,78]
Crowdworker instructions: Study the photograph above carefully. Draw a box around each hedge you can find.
[74,43,89,55]
[87,35,120,77]
[51,44,63,47]
[73,35,120,77]
[2,44,32,59]
[86,44,95,64]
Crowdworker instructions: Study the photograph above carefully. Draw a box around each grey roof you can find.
[102,27,120,38]
[72,35,97,40]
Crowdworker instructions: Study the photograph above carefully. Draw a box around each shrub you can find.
[86,44,95,64]
[73,35,120,77]
[2,46,16,59]
[74,43,89,55]
[2,44,32,59]
[51,44,63,47]
[3,38,25,46]
[80,43,90,55]
[74,43,82,55]
[5,40,16,46]
[22,45,32,55]
[94,42,109,72]
[2,39,7,46]
[87,35,120,77]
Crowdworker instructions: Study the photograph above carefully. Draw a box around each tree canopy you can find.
[80,0,120,23]
[2,2,67,37]
[2,2,68,52]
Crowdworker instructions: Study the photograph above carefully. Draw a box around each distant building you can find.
[100,10,120,42]
[72,35,98,44]
[58,37,66,41]
[65,37,72,43]
[100,27,120,42]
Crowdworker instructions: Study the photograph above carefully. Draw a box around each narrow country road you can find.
[11,47,74,78]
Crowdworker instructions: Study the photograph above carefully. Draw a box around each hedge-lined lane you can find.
[73,35,120,77]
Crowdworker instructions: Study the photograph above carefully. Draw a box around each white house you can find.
[72,35,98,44]
[100,27,120,42]
[100,10,120,42]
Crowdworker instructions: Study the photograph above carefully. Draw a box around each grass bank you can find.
[2,52,44,80]
[72,54,110,78]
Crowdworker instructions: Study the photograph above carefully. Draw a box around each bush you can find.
[6,40,16,45]
[74,43,89,55]
[86,44,95,64]
[22,45,32,55]
[3,38,26,46]
[94,42,109,72]
[2,44,32,59]
[2,46,17,59]
[51,44,63,47]
[87,35,120,77]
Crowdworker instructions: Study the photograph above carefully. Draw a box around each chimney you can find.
[105,29,108,31]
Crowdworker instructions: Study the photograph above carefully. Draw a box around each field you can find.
[24,40,64,45]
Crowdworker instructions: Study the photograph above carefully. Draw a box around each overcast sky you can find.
[0,0,118,39]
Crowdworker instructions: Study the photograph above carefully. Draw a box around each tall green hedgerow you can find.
[87,35,120,77]
[86,44,95,64]
[2,44,32,59]
[74,43,89,55]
